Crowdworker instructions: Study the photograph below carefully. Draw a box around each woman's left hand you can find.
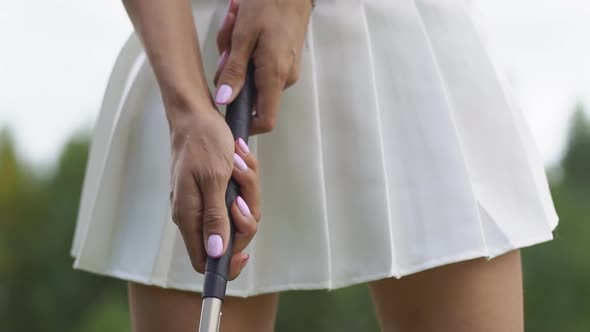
[226,137,262,280]
[214,0,313,135]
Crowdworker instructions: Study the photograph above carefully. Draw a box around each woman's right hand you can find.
[169,106,261,280]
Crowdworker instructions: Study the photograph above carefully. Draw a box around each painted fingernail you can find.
[237,137,250,154]
[236,196,251,217]
[207,234,223,257]
[234,153,248,171]
[215,84,232,105]
[241,255,250,268]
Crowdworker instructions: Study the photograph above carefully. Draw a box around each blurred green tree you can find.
[0,130,129,332]
[522,105,590,332]
[562,104,590,188]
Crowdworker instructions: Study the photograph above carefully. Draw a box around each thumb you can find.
[200,180,231,258]
[214,27,256,105]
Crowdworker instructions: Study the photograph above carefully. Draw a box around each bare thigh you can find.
[128,282,279,332]
[369,250,523,332]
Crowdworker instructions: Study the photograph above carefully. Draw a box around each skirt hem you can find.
[72,229,555,298]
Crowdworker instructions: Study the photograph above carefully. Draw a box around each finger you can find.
[214,50,230,86]
[228,252,250,281]
[286,48,302,88]
[233,143,261,221]
[248,49,290,134]
[230,196,258,254]
[216,12,236,53]
[235,137,257,173]
[216,0,240,53]
[171,170,207,273]
[228,0,240,15]
[250,75,283,134]
[214,17,259,105]
[198,172,231,259]
[178,220,207,274]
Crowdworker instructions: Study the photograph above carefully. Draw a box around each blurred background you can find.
[1,0,589,331]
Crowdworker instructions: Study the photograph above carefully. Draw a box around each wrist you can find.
[163,88,217,127]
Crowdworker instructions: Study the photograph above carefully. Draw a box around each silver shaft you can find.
[199,297,222,332]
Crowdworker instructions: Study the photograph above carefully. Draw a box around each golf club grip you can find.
[202,62,255,300]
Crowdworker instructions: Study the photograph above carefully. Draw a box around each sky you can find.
[1,0,589,169]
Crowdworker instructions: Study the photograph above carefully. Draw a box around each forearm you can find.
[122,0,212,120]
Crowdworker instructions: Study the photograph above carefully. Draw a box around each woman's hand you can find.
[122,0,261,279]
[214,0,313,135]
[169,106,261,280]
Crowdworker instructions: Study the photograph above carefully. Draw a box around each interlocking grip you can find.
[202,62,256,301]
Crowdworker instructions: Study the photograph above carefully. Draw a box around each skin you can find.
[122,0,524,330]
[128,283,279,332]
[122,0,263,280]
[128,250,523,332]
[369,250,524,332]
[214,0,314,134]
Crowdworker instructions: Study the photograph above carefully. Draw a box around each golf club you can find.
[199,62,255,332]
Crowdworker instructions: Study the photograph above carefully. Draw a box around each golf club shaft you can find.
[199,62,255,332]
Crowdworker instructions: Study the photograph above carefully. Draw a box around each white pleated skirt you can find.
[71,0,558,297]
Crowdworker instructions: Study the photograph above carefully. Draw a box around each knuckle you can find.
[171,205,182,226]
[253,209,262,222]
[258,117,276,133]
[171,210,179,225]
[229,271,240,281]
[191,260,205,274]
[267,60,287,84]
[277,67,290,85]
[222,60,244,82]
[169,194,178,224]
[202,208,226,228]
[235,164,254,179]
[244,172,258,188]
[249,157,259,172]
[171,199,202,227]
[260,59,281,84]
[285,70,299,88]
[201,167,231,184]
[232,30,249,47]
[245,222,258,238]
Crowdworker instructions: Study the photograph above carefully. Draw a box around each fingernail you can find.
[241,255,250,268]
[236,196,251,217]
[215,84,232,105]
[207,234,223,257]
[237,137,250,154]
[234,153,248,171]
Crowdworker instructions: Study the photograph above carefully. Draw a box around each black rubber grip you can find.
[203,62,255,300]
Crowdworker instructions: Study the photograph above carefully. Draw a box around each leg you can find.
[128,282,279,332]
[369,250,523,332]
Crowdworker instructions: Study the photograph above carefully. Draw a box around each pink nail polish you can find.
[237,137,250,154]
[236,196,251,217]
[207,234,223,257]
[234,153,247,171]
[215,84,233,105]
